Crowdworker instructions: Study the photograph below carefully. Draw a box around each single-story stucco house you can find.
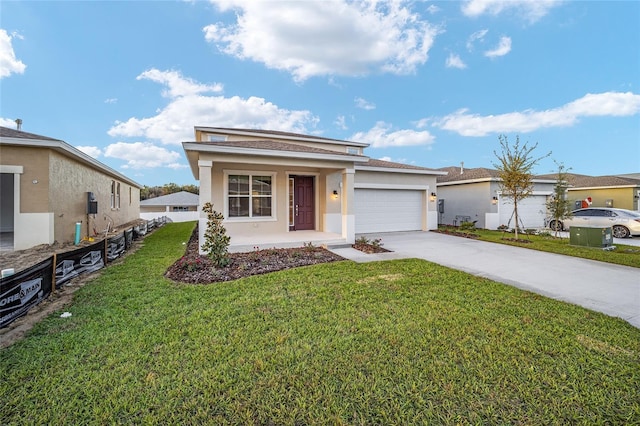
[537,173,640,212]
[436,165,557,230]
[140,190,199,222]
[183,127,446,251]
[0,126,142,250]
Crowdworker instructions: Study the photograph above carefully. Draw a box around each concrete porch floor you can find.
[228,230,347,253]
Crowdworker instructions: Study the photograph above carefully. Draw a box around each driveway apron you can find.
[334,231,640,329]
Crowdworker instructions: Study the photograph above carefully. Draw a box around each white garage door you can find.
[498,195,548,229]
[355,189,423,233]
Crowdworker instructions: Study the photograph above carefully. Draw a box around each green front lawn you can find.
[437,226,640,268]
[1,222,639,424]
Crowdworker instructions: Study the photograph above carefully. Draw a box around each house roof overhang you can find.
[0,136,143,188]
[183,141,369,179]
[194,126,370,148]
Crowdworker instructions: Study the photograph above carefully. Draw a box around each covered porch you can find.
[228,230,347,253]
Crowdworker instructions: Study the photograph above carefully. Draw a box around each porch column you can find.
[198,160,213,255]
[341,168,355,244]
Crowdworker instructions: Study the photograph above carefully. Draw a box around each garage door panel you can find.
[499,196,547,229]
[355,189,423,233]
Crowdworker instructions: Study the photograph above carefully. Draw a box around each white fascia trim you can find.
[1,137,142,188]
[497,191,552,196]
[0,165,24,174]
[355,183,429,190]
[437,178,498,186]
[183,142,368,163]
[194,127,370,148]
[356,165,446,175]
[568,185,639,190]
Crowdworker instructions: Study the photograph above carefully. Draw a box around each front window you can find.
[228,174,273,218]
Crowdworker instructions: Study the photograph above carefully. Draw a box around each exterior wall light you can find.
[492,196,498,205]
[332,190,339,200]
[429,192,437,202]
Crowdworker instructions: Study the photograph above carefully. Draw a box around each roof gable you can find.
[140,191,199,206]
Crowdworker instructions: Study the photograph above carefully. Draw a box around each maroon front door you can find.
[293,176,314,230]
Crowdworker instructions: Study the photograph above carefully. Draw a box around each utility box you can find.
[569,226,613,249]
[87,192,98,214]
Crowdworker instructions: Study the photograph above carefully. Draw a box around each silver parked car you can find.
[548,207,640,238]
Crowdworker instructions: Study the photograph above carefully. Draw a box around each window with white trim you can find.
[116,182,121,209]
[110,181,116,208]
[227,173,274,218]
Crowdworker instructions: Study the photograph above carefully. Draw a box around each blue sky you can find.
[1,0,639,187]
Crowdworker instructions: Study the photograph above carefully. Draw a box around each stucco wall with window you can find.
[0,145,50,212]
[568,188,637,210]
[206,161,343,236]
[49,151,140,242]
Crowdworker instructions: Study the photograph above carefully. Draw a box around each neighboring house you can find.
[0,126,142,250]
[436,165,556,230]
[537,173,640,212]
[183,127,445,251]
[140,191,199,222]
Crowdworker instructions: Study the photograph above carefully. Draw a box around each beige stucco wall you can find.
[48,151,140,243]
[569,188,638,210]
[207,160,344,236]
[0,145,50,212]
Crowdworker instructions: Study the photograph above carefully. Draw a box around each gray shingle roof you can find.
[436,166,501,183]
[0,126,62,141]
[360,158,441,172]
[140,191,199,206]
[536,173,640,188]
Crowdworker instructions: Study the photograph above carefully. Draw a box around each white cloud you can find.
[432,92,640,137]
[350,121,436,148]
[104,141,185,169]
[0,117,18,128]
[0,29,26,78]
[355,97,376,110]
[137,68,223,98]
[426,5,440,15]
[462,0,562,23]
[104,98,117,104]
[466,29,488,51]
[108,69,318,144]
[446,53,467,69]
[204,0,440,82]
[484,36,511,58]
[76,146,103,158]
[335,115,347,130]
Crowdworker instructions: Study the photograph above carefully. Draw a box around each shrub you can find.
[459,221,476,231]
[200,202,230,268]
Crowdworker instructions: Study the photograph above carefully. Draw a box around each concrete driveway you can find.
[330,231,640,329]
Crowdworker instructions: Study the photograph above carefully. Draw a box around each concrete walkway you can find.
[329,231,640,329]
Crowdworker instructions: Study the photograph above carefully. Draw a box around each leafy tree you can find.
[140,183,199,200]
[201,202,230,268]
[493,135,550,240]
[546,161,573,237]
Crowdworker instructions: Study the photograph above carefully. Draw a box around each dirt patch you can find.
[432,229,480,239]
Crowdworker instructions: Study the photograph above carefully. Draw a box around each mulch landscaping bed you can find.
[165,229,345,284]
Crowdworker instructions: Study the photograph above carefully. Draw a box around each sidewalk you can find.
[330,232,640,329]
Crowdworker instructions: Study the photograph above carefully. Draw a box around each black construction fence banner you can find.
[107,232,126,262]
[55,240,106,288]
[0,257,54,328]
[124,228,134,250]
[0,216,170,329]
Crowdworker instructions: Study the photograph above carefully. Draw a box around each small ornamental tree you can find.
[493,135,550,240]
[546,161,574,237]
[201,202,230,268]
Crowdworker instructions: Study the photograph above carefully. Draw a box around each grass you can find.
[438,226,640,268]
[1,222,639,424]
